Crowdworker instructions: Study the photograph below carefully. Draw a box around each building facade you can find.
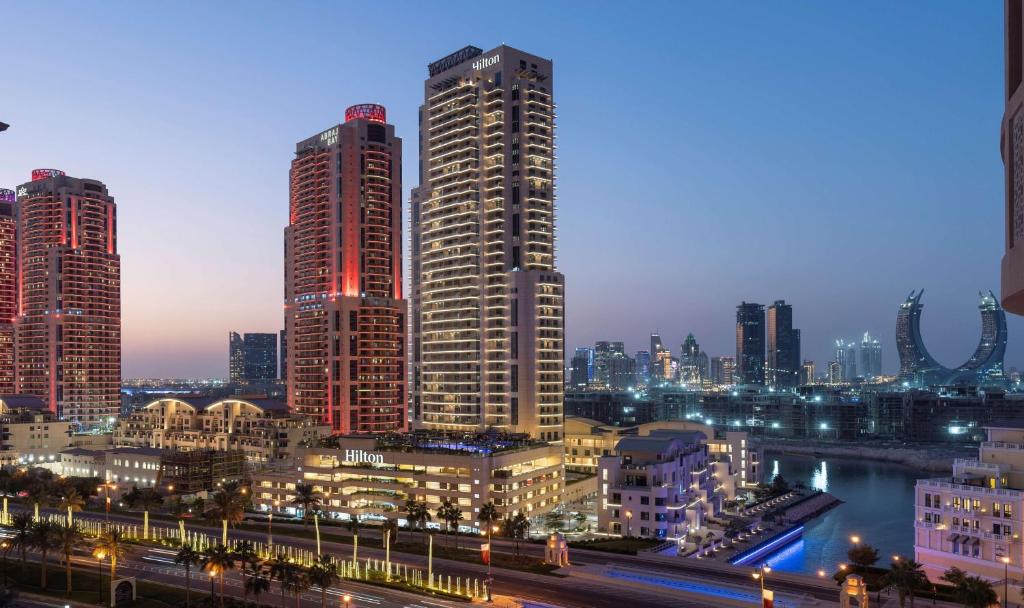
[285,105,407,434]
[598,430,720,540]
[0,190,15,394]
[113,396,330,465]
[229,332,245,384]
[710,356,735,386]
[569,347,594,388]
[0,395,72,467]
[1001,0,1024,314]
[915,426,1024,587]
[766,301,800,388]
[15,170,120,429]
[860,332,882,379]
[410,45,564,440]
[242,332,278,382]
[252,432,563,528]
[736,302,765,385]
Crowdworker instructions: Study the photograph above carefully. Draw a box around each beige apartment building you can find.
[0,395,72,467]
[564,417,760,496]
[410,45,563,441]
[915,426,1024,586]
[114,397,330,465]
[252,433,562,531]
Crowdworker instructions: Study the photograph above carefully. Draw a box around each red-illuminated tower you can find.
[15,170,121,428]
[0,188,15,394]
[284,105,407,433]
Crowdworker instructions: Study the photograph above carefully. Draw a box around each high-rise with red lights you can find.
[14,170,120,428]
[284,105,407,434]
[0,188,15,394]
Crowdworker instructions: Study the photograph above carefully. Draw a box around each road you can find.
[13,506,836,607]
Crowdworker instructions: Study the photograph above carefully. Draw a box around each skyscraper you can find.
[15,170,120,428]
[766,300,800,388]
[0,189,14,394]
[229,331,244,383]
[801,360,816,385]
[680,333,701,384]
[736,302,765,385]
[860,332,882,378]
[1001,0,1024,313]
[411,45,563,441]
[710,356,735,386]
[243,333,277,383]
[634,350,651,385]
[570,347,594,387]
[835,339,858,381]
[285,105,407,434]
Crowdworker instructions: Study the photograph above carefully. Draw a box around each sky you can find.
[0,1,1011,378]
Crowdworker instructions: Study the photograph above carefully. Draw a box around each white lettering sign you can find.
[320,127,338,147]
[16,186,27,197]
[472,54,500,71]
[345,448,384,464]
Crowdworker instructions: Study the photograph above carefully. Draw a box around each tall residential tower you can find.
[15,170,120,428]
[0,188,14,394]
[285,105,407,433]
[736,302,766,385]
[766,300,800,388]
[411,45,564,440]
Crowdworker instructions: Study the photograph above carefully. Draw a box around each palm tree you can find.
[382,518,399,547]
[235,541,257,606]
[202,544,236,608]
[346,517,361,564]
[122,486,164,540]
[959,575,998,608]
[167,496,192,545]
[405,500,431,545]
[206,485,246,545]
[437,500,454,548]
[282,564,308,608]
[94,529,128,581]
[507,512,530,557]
[883,558,928,608]
[291,483,323,554]
[175,543,203,608]
[439,500,464,549]
[245,570,271,608]
[10,513,32,570]
[29,520,59,590]
[307,556,339,608]
[268,554,294,608]
[54,522,83,595]
[25,481,52,522]
[56,488,85,527]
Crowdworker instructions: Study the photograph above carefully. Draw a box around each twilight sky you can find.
[0,1,1012,378]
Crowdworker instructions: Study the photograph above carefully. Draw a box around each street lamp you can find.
[341,593,352,608]
[0,540,9,587]
[625,510,632,538]
[269,500,279,549]
[93,549,107,605]
[752,564,771,605]
[850,535,860,546]
[1002,556,1011,608]
[486,524,499,602]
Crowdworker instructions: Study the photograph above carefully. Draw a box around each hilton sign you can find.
[344,449,384,464]
[472,54,500,71]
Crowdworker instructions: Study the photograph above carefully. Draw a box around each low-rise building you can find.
[598,429,720,540]
[0,395,73,467]
[114,396,329,465]
[565,417,759,494]
[252,432,563,531]
[915,425,1024,585]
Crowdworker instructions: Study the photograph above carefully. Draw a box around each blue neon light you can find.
[728,525,805,565]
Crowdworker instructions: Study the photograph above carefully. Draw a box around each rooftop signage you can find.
[344,104,386,124]
[31,168,65,181]
[472,53,500,71]
[344,448,384,464]
[0,189,13,203]
[428,45,483,77]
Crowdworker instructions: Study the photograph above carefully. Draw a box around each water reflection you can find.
[812,461,828,492]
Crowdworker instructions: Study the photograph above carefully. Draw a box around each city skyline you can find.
[0,2,1011,377]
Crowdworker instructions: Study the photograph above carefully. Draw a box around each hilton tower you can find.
[411,45,564,441]
[15,169,121,428]
[284,105,407,433]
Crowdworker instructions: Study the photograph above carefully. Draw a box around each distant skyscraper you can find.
[801,360,815,385]
[736,302,766,385]
[651,333,664,359]
[229,332,244,383]
[0,189,14,394]
[827,361,842,384]
[285,105,407,434]
[410,45,563,441]
[710,356,735,386]
[860,332,882,378]
[243,333,277,382]
[570,347,594,387]
[835,339,858,381]
[15,170,120,428]
[635,350,651,385]
[680,333,701,384]
[1001,0,1024,313]
[766,300,800,388]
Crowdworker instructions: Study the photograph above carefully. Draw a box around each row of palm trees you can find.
[871,557,1000,608]
[0,469,90,525]
[175,541,340,608]
[5,512,127,596]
